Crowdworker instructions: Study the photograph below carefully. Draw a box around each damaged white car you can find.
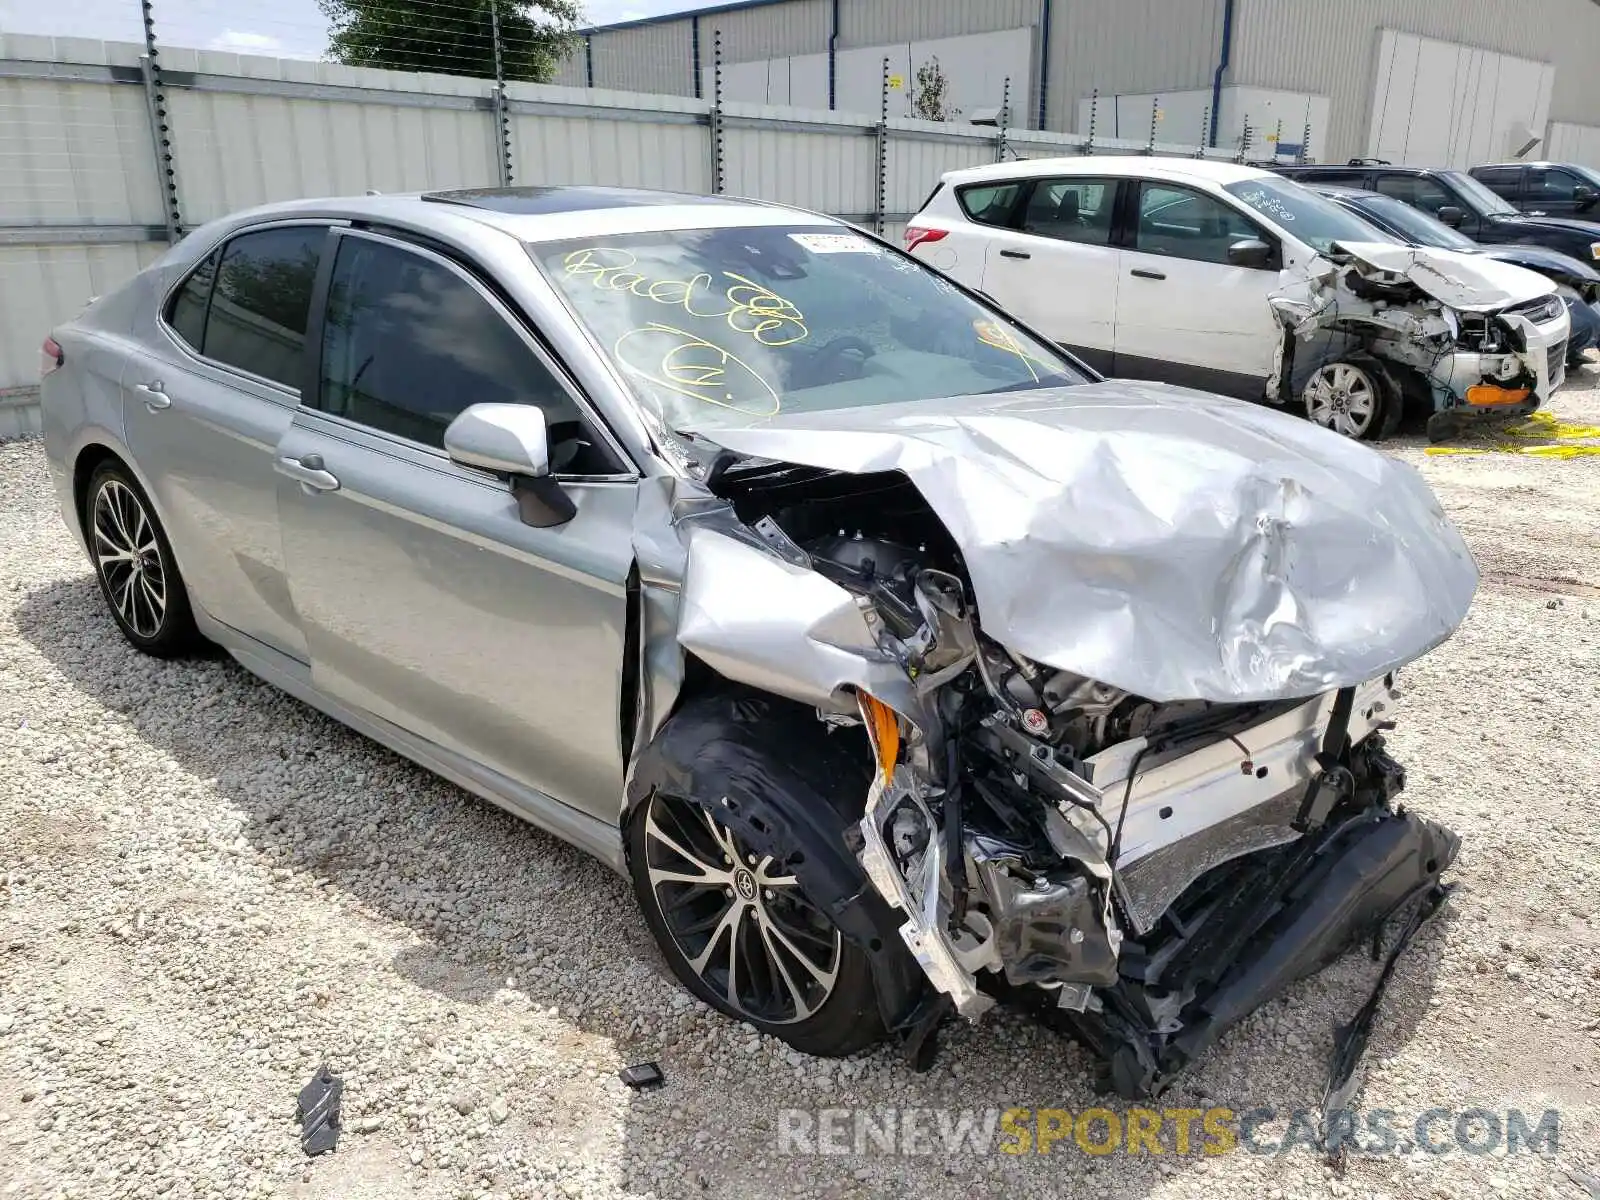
[908,159,1568,441]
[44,188,1469,1098]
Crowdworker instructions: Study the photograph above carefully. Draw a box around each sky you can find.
[0,0,726,60]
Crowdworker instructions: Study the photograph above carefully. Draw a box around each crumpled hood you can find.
[1332,240,1556,311]
[700,381,1478,703]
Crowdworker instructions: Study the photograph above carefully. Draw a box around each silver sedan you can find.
[42,186,1468,1093]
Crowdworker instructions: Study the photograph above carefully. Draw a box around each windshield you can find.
[1344,192,1478,249]
[1222,177,1386,253]
[1441,172,1516,217]
[530,225,1085,434]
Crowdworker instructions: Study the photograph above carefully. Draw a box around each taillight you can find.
[41,336,63,378]
[904,226,949,252]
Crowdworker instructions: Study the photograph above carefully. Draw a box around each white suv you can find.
[906,158,1569,440]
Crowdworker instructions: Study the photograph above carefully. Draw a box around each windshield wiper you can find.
[981,376,1074,395]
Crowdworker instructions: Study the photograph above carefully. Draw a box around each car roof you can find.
[421,185,756,215]
[198,186,837,244]
[1473,161,1582,170]
[939,156,1277,189]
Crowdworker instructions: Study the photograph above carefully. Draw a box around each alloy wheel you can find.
[642,791,842,1024]
[92,479,167,640]
[1304,362,1378,438]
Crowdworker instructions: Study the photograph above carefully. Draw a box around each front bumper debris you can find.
[1055,806,1458,1099]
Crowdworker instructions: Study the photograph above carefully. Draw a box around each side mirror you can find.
[1436,205,1465,228]
[1226,237,1274,269]
[444,403,575,528]
[1575,184,1597,210]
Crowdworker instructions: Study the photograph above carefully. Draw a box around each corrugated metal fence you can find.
[0,30,1241,432]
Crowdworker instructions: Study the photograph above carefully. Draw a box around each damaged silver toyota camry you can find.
[43,187,1470,1097]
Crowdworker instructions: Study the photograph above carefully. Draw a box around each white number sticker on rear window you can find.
[788,233,880,254]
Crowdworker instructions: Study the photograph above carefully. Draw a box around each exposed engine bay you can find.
[682,443,1463,1097]
[1268,241,1568,440]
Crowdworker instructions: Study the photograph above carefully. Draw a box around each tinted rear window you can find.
[205,227,325,389]
[957,183,1023,227]
[165,251,217,351]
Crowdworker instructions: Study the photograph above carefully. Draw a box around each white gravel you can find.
[3,379,1600,1200]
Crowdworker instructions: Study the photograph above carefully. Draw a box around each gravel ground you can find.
[3,380,1600,1200]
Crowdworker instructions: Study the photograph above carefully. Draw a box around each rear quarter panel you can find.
[40,328,137,555]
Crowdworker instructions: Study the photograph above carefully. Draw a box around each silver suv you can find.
[42,186,1467,1095]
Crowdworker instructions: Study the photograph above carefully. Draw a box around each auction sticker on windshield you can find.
[789,233,880,254]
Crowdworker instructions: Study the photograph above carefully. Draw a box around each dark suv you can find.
[1470,161,1600,219]
[1273,160,1600,266]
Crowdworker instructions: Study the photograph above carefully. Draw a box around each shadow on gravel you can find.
[16,573,1453,1198]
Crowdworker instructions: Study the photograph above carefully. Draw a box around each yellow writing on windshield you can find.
[974,318,1052,382]
[563,247,808,346]
[614,322,781,417]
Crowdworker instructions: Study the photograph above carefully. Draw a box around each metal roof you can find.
[579,0,793,35]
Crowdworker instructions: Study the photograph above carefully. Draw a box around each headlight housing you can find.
[1503,293,1565,324]
[1456,312,1506,353]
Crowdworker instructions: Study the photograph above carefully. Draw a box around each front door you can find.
[1112,181,1280,399]
[1374,174,1483,238]
[122,223,330,660]
[978,176,1124,372]
[1526,166,1599,219]
[275,228,639,820]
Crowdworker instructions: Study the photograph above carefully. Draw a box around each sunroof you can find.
[421,186,744,214]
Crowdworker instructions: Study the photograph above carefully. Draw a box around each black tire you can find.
[628,786,884,1057]
[1300,353,1402,441]
[83,461,201,657]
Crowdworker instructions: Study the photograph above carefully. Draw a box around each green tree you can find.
[912,57,958,122]
[318,0,581,82]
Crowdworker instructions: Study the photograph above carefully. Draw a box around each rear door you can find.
[1475,165,1526,209]
[907,178,1024,290]
[124,222,331,661]
[274,227,638,821]
[973,175,1123,371]
[1111,180,1282,398]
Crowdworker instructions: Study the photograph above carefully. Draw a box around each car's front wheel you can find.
[1301,355,1401,441]
[85,461,200,657]
[629,787,883,1056]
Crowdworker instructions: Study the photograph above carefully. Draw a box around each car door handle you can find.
[275,454,341,493]
[133,381,171,410]
[999,249,1032,260]
[1130,268,1167,281]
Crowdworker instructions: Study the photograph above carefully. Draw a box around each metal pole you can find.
[1085,87,1097,155]
[490,0,512,187]
[1299,117,1312,165]
[139,0,181,241]
[874,56,888,234]
[691,16,701,99]
[1237,114,1251,164]
[1196,105,1210,157]
[1036,0,1052,131]
[1272,118,1283,164]
[996,76,1011,163]
[1146,95,1159,155]
[710,31,725,195]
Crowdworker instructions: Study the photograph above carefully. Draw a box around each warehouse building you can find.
[553,0,1600,167]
